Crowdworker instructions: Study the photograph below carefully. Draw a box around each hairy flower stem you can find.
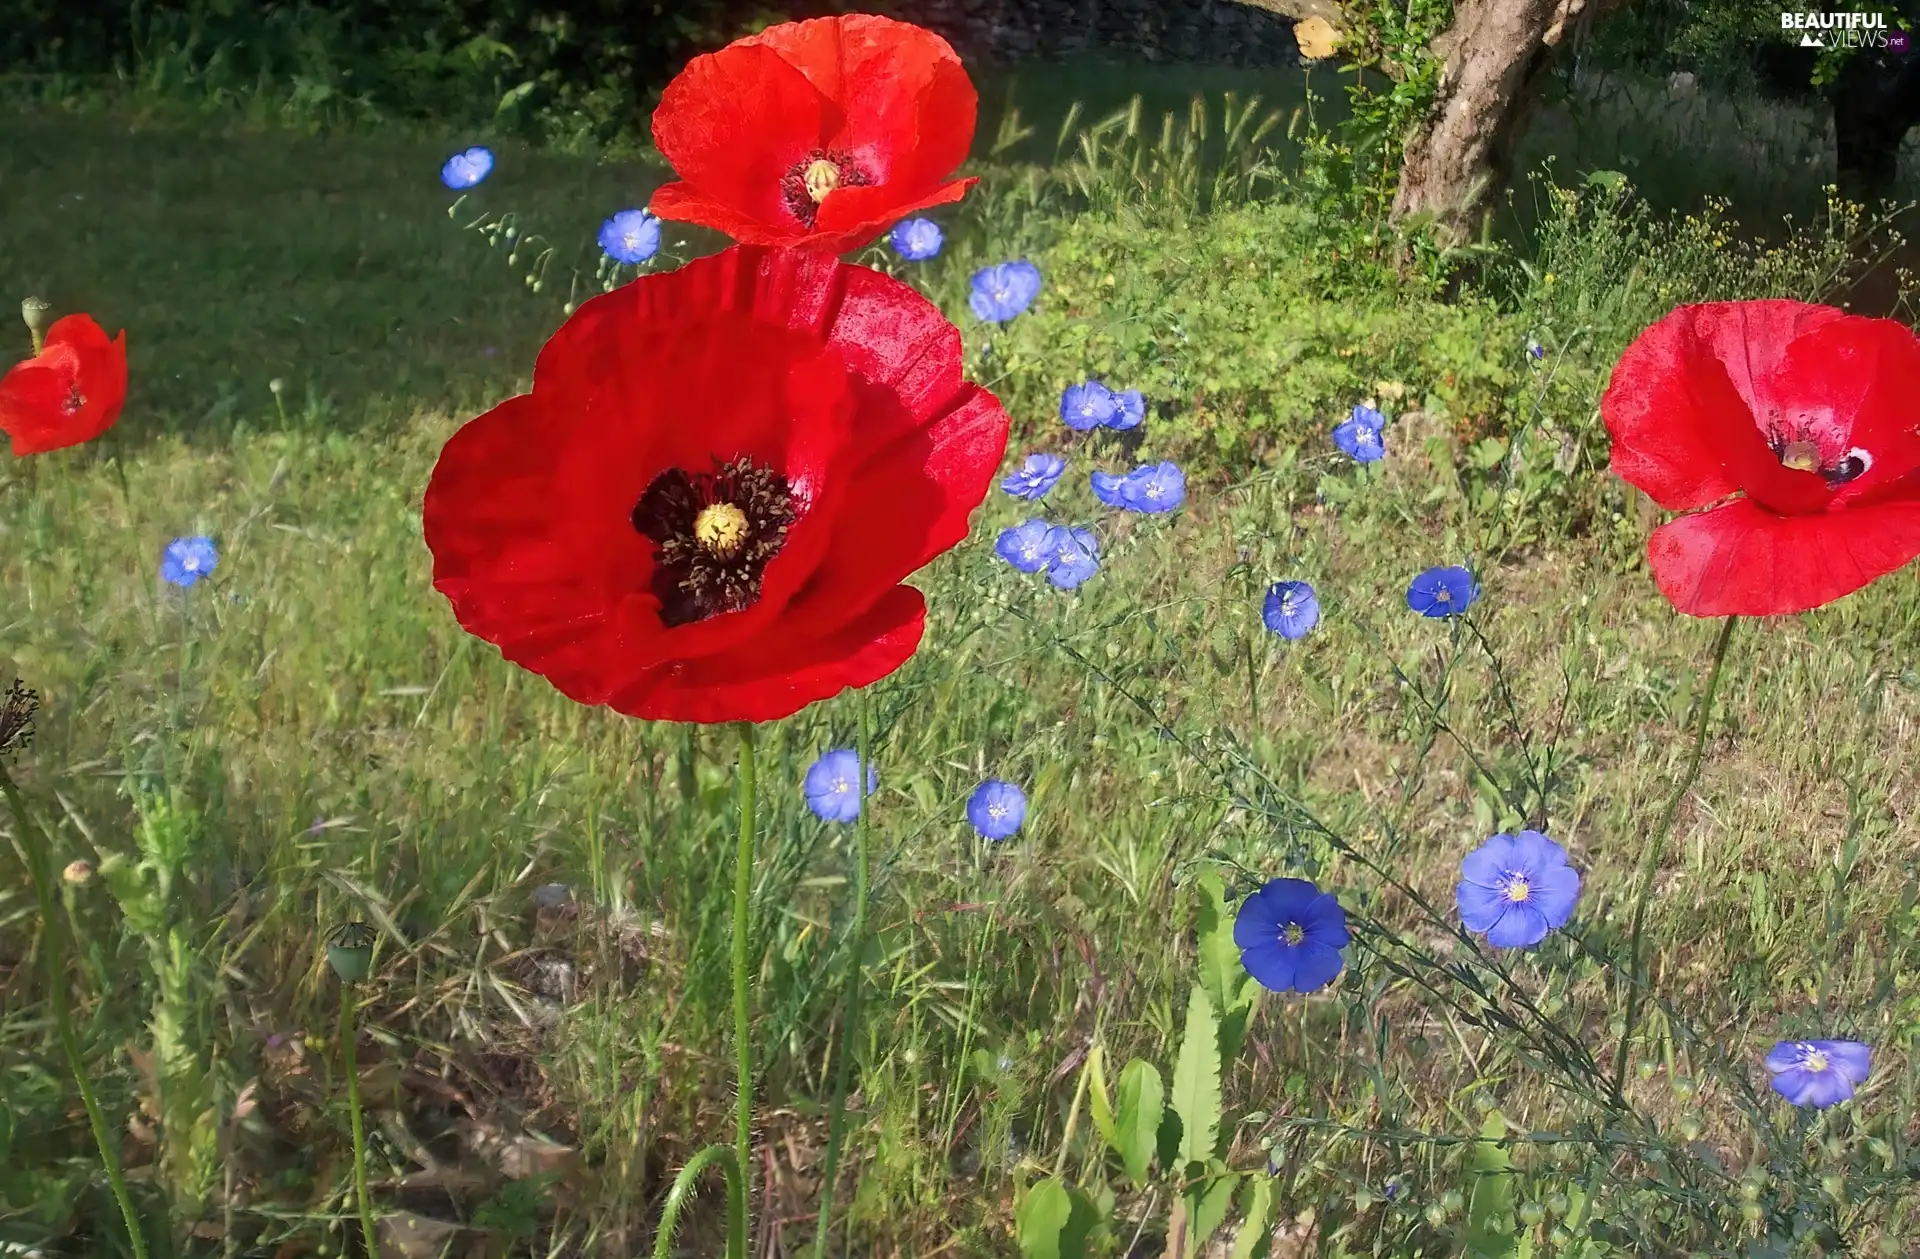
[337,987,378,1259]
[651,1144,748,1259]
[0,767,150,1259]
[810,696,873,1259]
[1610,614,1738,1108]
[732,721,758,1236]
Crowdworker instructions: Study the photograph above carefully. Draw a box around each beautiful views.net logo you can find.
[1781,10,1910,52]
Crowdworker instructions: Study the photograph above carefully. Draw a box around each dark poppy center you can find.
[61,379,84,416]
[1769,427,1872,488]
[632,456,796,627]
[780,148,872,228]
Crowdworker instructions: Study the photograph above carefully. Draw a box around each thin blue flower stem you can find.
[337,984,379,1259]
[651,1143,747,1259]
[731,721,758,1239]
[0,766,150,1259]
[810,694,873,1259]
[1610,614,1738,1109]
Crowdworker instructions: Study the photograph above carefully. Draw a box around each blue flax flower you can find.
[1456,830,1580,948]
[1407,565,1479,617]
[969,260,1042,323]
[598,210,661,264]
[162,536,219,588]
[995,519,1053,573]
[1262,581,1320,640]
[889,218,944,261]
[1003,453,1066,500]
[1234,877,1348,993]
[1043,525,1099,589]
[1526,336,1546,361]
[1090,469,1128,508]
[1119,461,1184,513]
[803,749,877,823]
[1764,1040,1871,1109]
[1061,381,1117,431]
[441,146,494,190]
[1110,389,1146,430]
[968,779,1027,840]
[1333,405,1386,463]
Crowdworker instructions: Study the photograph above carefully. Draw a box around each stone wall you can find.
[891,0,1303,69]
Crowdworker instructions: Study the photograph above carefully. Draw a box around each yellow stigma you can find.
[1803,1049,1830,1072]
[693,502,750,556]
[804,158,841,203]
[1780,440,1821,472]
[1284,922,1305,945]
[1505,877,1531,903]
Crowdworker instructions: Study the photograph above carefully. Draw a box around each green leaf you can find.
[1231,1175,1274,1259]
[1465,1111,1518,1258]
[1170,987,1222,1169]
[1086,1043,1119,1155]
[1113,1059,1165,1185]
[1194,872,1243,1019]
[1017,1178,1072,1259]
[1188,1172,1240,1257]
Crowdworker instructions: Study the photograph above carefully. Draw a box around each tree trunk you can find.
[1229,0,1630,247]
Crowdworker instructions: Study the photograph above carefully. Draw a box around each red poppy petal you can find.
[815,176,977,239]
[647,181,809,247]
[782,386,1009,635]
[650,41,831,230]
[0,315,126,455]
[612,584,928,723]
[1603,302,1826,511]
[746,15,975,188]
[1753,313,1920,505]
[1647,496,1920,616]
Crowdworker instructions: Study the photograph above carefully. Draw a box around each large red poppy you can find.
[1602,300,1920,616]
[0,314,128,456]
[422,245,1009,724]
[647,14,978,255]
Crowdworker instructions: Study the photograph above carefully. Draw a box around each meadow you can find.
[3,40,1920,1259]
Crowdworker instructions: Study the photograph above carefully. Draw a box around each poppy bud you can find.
[325,922,376,984]
[20,296,49,353]
[269,378,285,397]
[62,859,94,885]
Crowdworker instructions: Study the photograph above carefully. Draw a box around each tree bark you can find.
[1229,0,1631,248]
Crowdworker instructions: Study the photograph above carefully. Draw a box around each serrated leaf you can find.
[1086,1043,1118,1154]
[1017,1178,1072,1259]
[1231,1174,1273,1259]
[1187,1172,1240,1258]
[1171,987,1221,1169]
[1465,1111,1518,1258]
[1195,872,1243,1018]
[1113,1059,1164,1185]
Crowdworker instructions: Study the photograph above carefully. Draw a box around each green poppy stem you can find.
[0,766,150,1259]
[1610,613,1738,1108]
[337,985,379,1259]
[810,696,873,1259]
[731,721,758,1239]
[651,1143,747,1259]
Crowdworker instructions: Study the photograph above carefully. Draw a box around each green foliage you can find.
[0,0,851,143]
[1170,987,1222,1169]
[970,194,1520,473]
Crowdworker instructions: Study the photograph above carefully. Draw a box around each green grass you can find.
[3,67,1920,1259]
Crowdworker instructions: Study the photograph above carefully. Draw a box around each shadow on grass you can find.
[1,56,1895,453]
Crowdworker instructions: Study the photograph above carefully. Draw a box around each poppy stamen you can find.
[1779,439,1821,473]
[634,457,797,627]
[780,148,872,228]
[61,381,85,416]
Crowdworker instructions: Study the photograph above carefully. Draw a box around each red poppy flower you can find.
[422,245,1010,724]
[1603,299,1920,616]
[647,13,978,254]
[0,314,128,456]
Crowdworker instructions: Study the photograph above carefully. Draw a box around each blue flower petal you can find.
[1483,903,1550,949]
[1288,940,1346,993]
